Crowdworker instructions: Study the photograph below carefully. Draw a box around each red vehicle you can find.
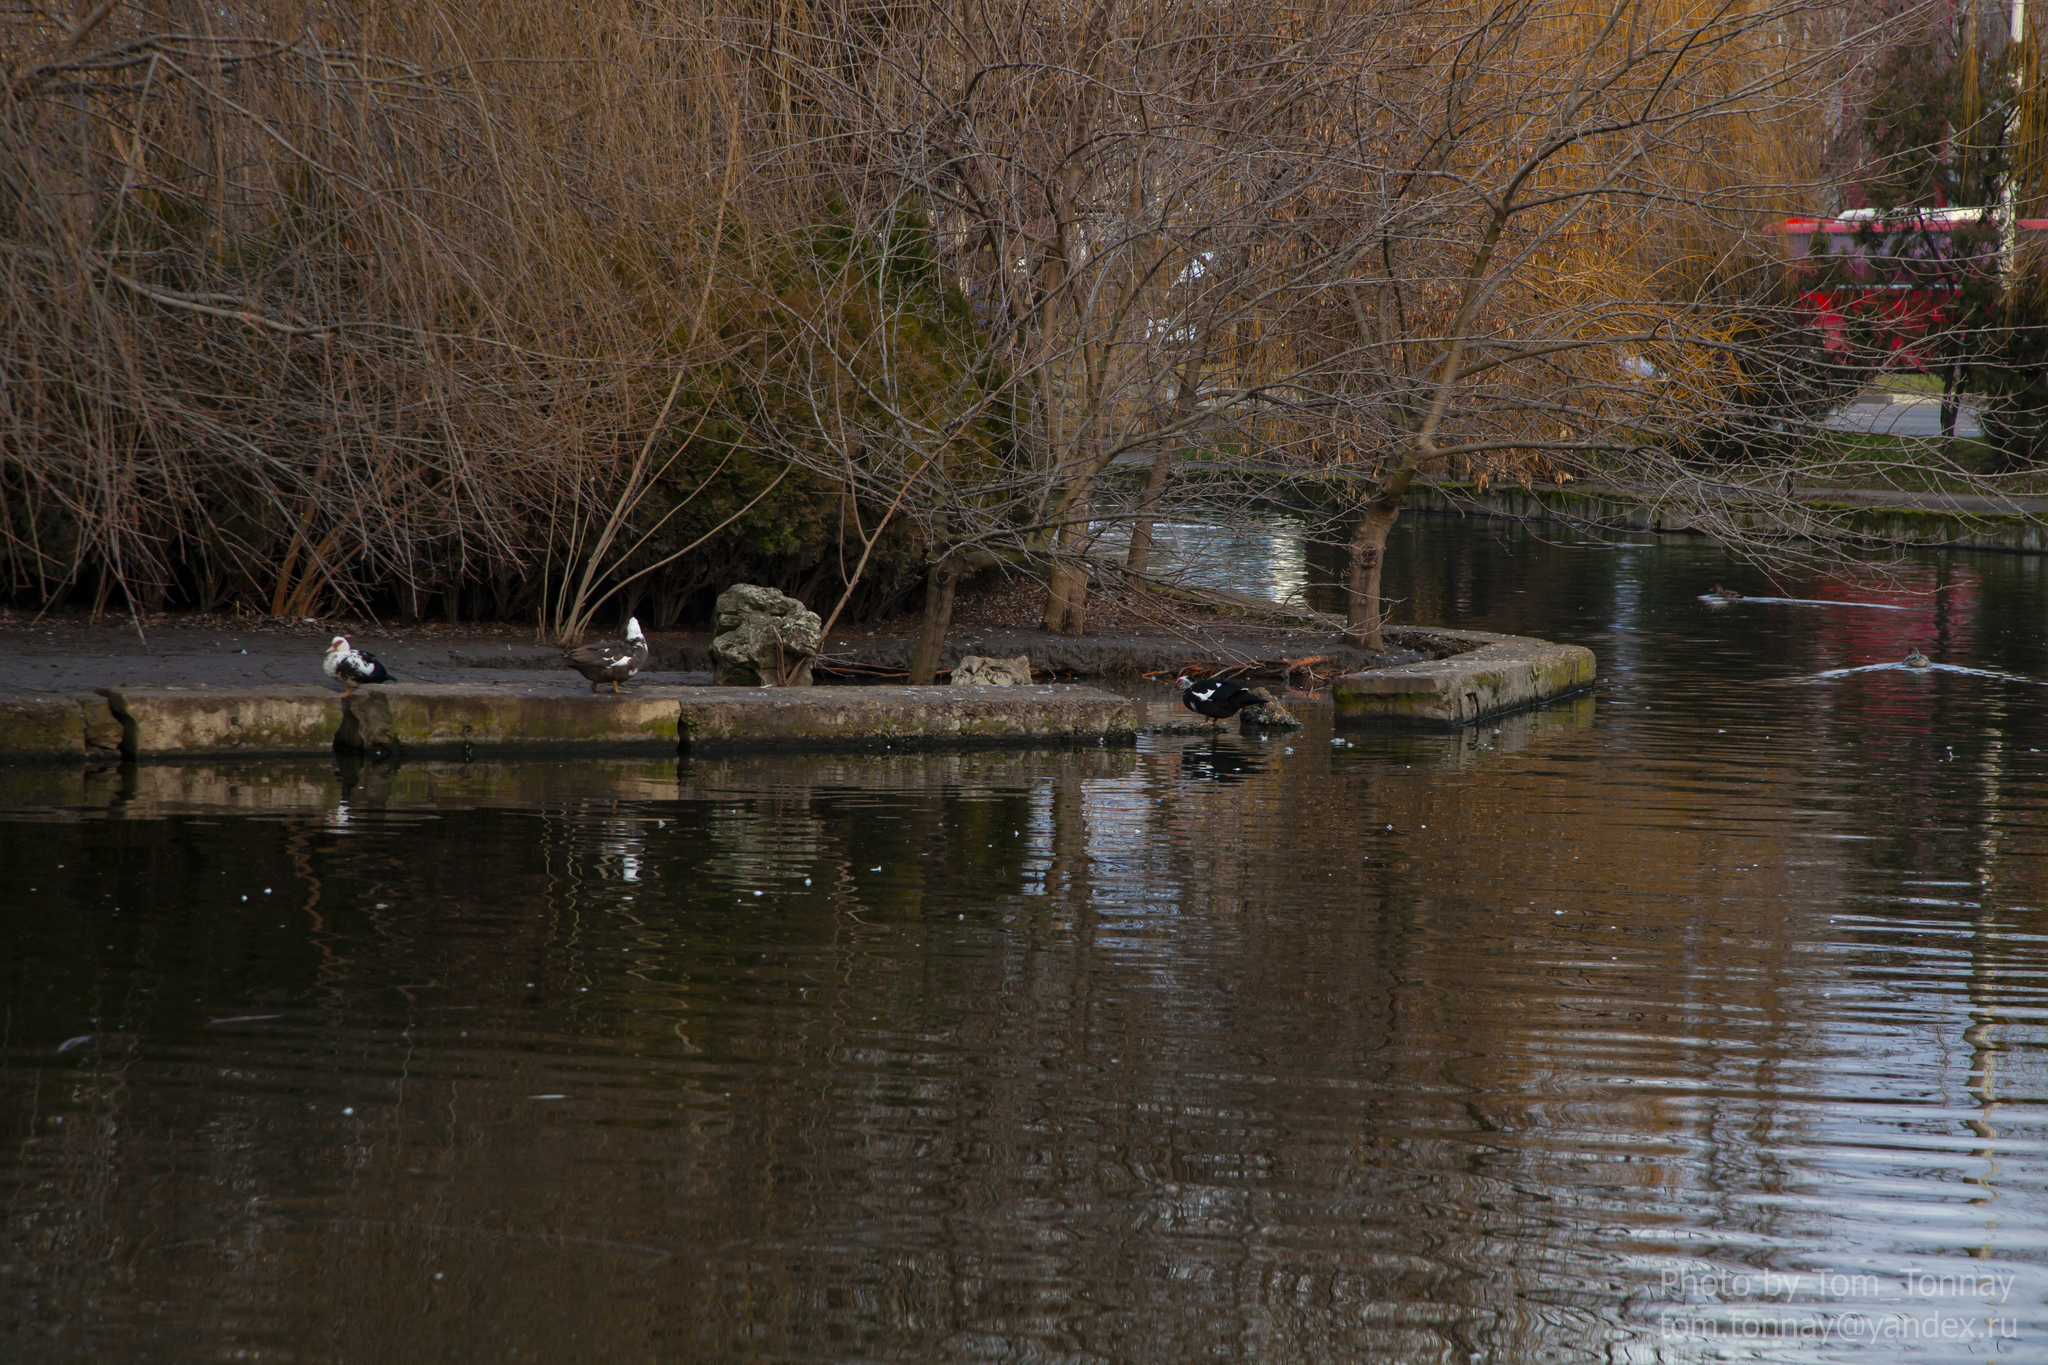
[1771,208,2048,362]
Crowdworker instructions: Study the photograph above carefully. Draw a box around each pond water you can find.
[6,514,2048,1363]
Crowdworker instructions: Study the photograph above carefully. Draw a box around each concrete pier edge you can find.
[1403,480,2048,554]
[1334,627,1597,729]
[0,629,1595,761]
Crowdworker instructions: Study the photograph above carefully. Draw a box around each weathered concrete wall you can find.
[97,684,344,758]
[1,680,1139,760]
[1333,628,1595,728]
[337,683,683,755]
[14,656,1602,757]
[674,684,1139,752]
[1404,482,2048,553]
[0,694,124,761]
[333,682,1141,755]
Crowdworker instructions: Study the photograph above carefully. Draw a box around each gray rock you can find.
[1238,686,1302,729]
[950,654,1033,686]
[1140,717,1219,735]
[711,585,821,687]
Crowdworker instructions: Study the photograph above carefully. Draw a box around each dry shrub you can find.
[1,0,752,622]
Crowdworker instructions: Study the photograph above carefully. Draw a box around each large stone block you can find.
[337,683,682,755]
[1333,629,1595,728]
[0,694,124,762]
[710,584,821,686]
[96,685,344,757]
[675,683,1137,751]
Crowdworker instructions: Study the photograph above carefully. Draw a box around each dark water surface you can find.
[6,517,2048,1363]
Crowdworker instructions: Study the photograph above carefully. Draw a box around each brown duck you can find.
[563,617,647,693]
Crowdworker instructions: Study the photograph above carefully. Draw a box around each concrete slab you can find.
[1333,628,1595,728]
[6,679,1142,760]
[0,694,124,761]
[337,683,683,755]
[328,681,1140,755]
[670,683,1139,752]
[95,684,345,758]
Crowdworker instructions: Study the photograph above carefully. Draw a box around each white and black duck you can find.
[1176,673,1263,726]
[322,636,393,695]
[564,617,648,694]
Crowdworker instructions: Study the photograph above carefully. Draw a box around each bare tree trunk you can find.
[909,556,960,684]
[1042,555,1086,633]
[1042,484,1091,634]
[1128,358,1198,573]
[1941,362,1960,454]
[1125,445,1171,573]
[1344,498,1402,652]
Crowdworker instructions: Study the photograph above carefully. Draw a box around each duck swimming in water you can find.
[1903,649,1931,669]
[1707,585,1742,601]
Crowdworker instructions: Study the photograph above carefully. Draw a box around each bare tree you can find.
[721,0,1951,662]
[725,0,1420,666]
[0,0,779,628]
[1232,0,1914,648]
[7,0,1997,654]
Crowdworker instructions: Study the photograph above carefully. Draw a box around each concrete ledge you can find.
[338,683,684,755]
[2,681,1138,760]
[0,694,124,762]
[673,683,1138,752]
[96,684,344,758]
[329,682,1140,755]
[1333,628,1595,728]
[1404,481,2048,555]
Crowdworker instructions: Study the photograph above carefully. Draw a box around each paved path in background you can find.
[1824,395,1982,439]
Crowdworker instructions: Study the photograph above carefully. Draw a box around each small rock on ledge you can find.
[1140,717,1218,735]
[1238,687,1302,729]
[950,654,1033,686]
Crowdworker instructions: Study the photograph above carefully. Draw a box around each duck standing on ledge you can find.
[323,637,393,695]
[1176,673,1263,728]
[564,617,648,694]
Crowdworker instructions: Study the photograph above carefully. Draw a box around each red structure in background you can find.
[1806,570,1979,665]
[1771,209,2048,362]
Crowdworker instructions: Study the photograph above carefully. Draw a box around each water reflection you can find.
[1176,736,1268,785]
[1699,591,1909,609]
[5,516,2048,1362]
[1795,660,2048,683]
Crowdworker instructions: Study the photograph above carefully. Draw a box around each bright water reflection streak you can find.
[5,516,2048,1362]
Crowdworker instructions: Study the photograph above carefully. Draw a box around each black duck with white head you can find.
[323,637,393,695]
[564,618,648,693]
[1175,674,1262,727]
